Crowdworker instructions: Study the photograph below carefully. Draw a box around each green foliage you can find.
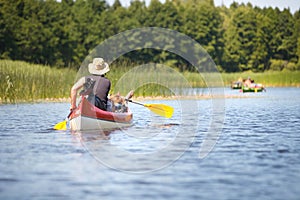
[269,59,286,71]
[223,5,267,72]
[181,1,224,67]
[0,0,299,73]
[285,62,298,71]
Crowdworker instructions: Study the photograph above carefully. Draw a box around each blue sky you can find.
[106,0,299,13]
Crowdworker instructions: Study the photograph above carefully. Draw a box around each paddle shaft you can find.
[126,99,145,107]
[67,110,73,119]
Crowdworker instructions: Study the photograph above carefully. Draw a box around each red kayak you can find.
[69,96,133,131]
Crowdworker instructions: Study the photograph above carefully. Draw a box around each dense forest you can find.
[1,0,300,72]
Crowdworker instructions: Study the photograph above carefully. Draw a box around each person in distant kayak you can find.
[70,57,111,111]
[244,77,252,87]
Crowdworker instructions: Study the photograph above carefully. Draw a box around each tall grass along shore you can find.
[221,71,300,87]
[1,60,299,103]
[0,60,75,103]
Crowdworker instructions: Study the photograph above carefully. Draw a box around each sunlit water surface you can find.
[0,88,300,199]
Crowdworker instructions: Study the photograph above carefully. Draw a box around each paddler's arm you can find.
[70,77,85,110]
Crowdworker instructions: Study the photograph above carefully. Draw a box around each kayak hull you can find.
[231,81,242,89]
[242,87,265,93]
[69,97,133,131]
[70,115,132,131]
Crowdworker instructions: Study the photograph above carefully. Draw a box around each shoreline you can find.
[0,93,266,104]
[0,97,71,105]
[1,86,299,105]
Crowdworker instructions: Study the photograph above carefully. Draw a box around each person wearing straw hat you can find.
[70,58,111,111]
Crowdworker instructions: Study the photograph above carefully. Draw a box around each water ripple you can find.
[0,88,300,199]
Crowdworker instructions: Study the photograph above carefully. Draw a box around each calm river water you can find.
[0,87,300,200]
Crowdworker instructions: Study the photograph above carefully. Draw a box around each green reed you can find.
[0,60,76,103]
[106,62,207,97]
[1,60,299,103]
[221,71,300,87]
[108,66,300,96]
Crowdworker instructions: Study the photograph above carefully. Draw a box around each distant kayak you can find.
[231,81,243,89]
[242,84,266,93]
[69,96,133,131]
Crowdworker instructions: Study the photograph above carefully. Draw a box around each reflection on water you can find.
[0,88,300,199]
[151,123,180,128]
[74,130,111,142]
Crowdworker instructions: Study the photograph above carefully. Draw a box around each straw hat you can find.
[88,58,110,75]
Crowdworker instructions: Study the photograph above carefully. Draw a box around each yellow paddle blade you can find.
[53,120,67,130]
[144,104,174,118]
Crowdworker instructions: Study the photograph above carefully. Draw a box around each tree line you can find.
[1,0,300,72]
